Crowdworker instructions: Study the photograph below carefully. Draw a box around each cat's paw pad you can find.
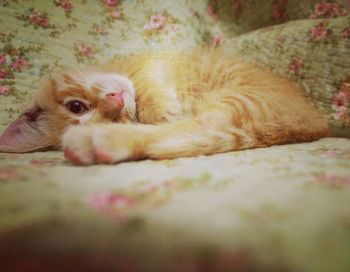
[64,147,85,165]
[62,125,133,165]
[94,148,114,164]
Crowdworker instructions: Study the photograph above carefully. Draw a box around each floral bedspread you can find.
[1,1,350,271]
[0,138,350,271]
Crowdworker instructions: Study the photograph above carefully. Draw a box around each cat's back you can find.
[106,52,185,77]
[105,49,303,100]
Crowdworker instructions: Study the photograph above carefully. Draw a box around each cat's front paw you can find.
[62,125,134,165]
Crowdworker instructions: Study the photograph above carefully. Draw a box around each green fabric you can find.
[227,15,350,135]
[1,138,350,271]
[1,1,350,271]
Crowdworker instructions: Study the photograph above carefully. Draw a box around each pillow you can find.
[210,0,348,35]
[225,15,350,136]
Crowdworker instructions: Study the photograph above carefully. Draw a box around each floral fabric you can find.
[0,138,350,271]
[0,1,350,271]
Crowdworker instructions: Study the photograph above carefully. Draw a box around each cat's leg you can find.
[62,94,329,165]
[116,55,184,124]
[62,109,254,165]
[136,86,183,124]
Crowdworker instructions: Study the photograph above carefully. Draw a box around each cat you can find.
[0,49,329,165]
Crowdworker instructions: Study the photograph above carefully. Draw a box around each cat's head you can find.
[0,71,137,153]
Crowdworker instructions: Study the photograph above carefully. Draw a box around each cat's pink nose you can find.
[107,91,124,107]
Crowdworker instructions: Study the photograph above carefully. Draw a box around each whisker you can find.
[51,65,69,76]
[62,60,83,75]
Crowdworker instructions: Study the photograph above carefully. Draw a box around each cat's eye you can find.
[65,100,89,115]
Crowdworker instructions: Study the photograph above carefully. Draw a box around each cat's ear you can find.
[0,105,49,153]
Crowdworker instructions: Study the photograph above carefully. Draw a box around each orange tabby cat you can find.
[0,49,329,165]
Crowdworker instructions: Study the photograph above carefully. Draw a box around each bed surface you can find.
[1,138,350,271]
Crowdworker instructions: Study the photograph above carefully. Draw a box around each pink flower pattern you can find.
[341,26,350,38]
[232,0,243,16]
[207,0,219,20]
[11,58,29,72]
[111,10,121,19]
[144,14,166,31]
[76,44,95,58]
[288,58,303,75]
[103,0,118,7]
[0,54,6,66]
[332,81,350,121]
[100,0,122,21]
[310,22,330,41]
[88,192,136,212]
[0,85,10,95]
[0,42,32,100]
[317,147,350,159]
[319,150,338,158]
[88,192,137,220]
[29,10,50,28]
[272,0,289,22]
[212,33,223,47]
[143,12,180,39]
[55,0,73,15]
[316,173,350,186]
[86,180,179,220]
[309,2,348,19]
[0,69,8,79]
[0,167,19,180]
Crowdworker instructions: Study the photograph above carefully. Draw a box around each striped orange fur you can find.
[0,49,329,164]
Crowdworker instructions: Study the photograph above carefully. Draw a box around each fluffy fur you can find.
[0,49,329,165]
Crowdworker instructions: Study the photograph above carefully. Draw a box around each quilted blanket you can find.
[0,1,350,272]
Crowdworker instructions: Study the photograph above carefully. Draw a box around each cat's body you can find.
[0,50,329,164]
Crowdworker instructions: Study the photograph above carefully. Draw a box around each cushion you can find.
[227,15,350,136]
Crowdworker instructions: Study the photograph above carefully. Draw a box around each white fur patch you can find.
[78,109,95,123]
[62,96,90,105]
[84,73,137,120]
[166,86,181,114]
[84,73,135,98]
